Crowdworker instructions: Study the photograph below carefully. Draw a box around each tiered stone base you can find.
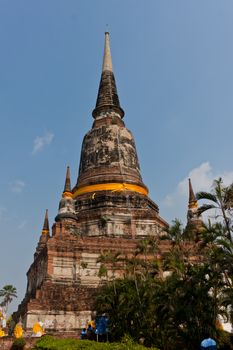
[14,190,169,333]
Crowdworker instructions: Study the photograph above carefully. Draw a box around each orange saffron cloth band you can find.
[72,182,148,198]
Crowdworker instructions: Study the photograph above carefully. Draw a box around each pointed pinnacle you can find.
[42,209,49,234]
[188,178,197,204]
[64,166,71,193]
[102,32,113,72]
[92,32,124,119]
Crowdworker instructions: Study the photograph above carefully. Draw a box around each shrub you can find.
[11,337,26,350]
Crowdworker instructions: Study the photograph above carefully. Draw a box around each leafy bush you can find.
[33,335,159,350]
[11,337,26,350]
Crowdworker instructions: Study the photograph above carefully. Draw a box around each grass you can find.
[33,335,159,350]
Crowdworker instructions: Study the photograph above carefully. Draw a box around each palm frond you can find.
[196,191,218,203]
[197,204,217,215]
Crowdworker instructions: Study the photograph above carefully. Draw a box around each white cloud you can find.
[177,162,213,197]
[10,180,25,193]
[32,131,54,154]
[162,162,233,223]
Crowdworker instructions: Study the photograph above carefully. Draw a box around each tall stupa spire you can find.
[92,32,124,119]
[75,32,149,198]
[18,32,169,333]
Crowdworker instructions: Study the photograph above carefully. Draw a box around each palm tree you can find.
[0,285,17,313]
[196,178,233,242]
[196,179,233,333]
[196,179,233,288]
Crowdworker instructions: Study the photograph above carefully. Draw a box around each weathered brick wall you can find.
[77,123,142,187]
[26,252,48,297]
[15,219,171,332]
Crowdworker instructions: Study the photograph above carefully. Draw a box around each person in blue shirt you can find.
[200,333,217,350]
[81,328,87,340]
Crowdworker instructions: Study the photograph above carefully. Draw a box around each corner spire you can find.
[42,209,49,235]
[35,209,50,258]
[186,178,203,236]
[64,166,71,193]
[92,32,124,119]
[55,166,76,222]
[188,178,197,208]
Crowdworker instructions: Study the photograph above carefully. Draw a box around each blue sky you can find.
[1,0,233,313]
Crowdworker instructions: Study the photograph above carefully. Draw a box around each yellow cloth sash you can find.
[188,201,198,209]
[73,182,148,198]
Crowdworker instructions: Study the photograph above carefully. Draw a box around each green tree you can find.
[196,177,233,242]
[152,265,220,350]
[95,179,233,349]
[0,285,17,313]
[156,220,223,350]
[196,178,233,326]
[95,220,225,349]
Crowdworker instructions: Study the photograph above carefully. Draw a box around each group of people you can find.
[81,317,109,342]
[81,320,96,340]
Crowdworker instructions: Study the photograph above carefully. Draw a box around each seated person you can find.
[81,328,87,340]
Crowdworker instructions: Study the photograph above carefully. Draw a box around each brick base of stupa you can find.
[14,195,169,333]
